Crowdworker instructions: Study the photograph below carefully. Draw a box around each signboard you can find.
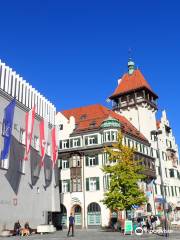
[124,220,133,235]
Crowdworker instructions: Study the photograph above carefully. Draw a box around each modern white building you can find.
[0,60,60,231]
[57,59,180,228]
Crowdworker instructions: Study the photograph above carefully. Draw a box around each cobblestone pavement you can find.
[0,229,180,240]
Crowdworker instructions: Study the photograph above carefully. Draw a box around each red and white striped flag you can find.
[51,127,58,168]
[24,106,36,160]
[39,118,49,167]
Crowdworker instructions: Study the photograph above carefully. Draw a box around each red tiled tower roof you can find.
[110,69,158,99]
[62,104,148,143]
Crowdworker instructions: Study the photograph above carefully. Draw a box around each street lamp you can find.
[151,130,169,237]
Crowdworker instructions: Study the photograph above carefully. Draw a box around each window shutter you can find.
[67,179,70,192]
[67,160,69,168]
[59,140,62,149]
[94,135,98,144]
[70,139,73,148]
[86,178,89,191]
[67,140,69,148]
[96,177,100,190]
[85,156,89,166]
[85,137,88,145]
[95,155,99,165]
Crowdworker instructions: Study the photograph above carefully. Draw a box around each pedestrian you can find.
[13,220,21,235]
[67,213,75,237]
[146,216,152,232]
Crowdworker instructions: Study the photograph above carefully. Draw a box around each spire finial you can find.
[128,48,135,75]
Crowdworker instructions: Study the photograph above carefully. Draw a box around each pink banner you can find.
[24,107,35,160]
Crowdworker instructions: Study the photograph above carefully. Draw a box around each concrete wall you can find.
[0,91,60,230]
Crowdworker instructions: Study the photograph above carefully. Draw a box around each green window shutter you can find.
[94,135,98,144]
[96,177,100,190]
[86,178,89,191]
[70,139,73,148]
[95,155,99,165]
[85,156,89,166]
[59,141,62,149]
[67,179,70,192]
[67,140,69,148]
[85,137,88,145]
[67,160,69,168]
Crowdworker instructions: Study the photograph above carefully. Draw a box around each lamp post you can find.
[151,130,168,237]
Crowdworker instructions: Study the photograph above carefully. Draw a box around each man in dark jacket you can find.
[67,213,75,237]
[14,220,21,235]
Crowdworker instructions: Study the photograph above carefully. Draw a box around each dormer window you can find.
[85,135,98,146]
[89,120,96,128]
[80,114,87,120]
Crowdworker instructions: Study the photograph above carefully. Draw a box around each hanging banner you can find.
[24,106,35,160]
[39,118,48,166]
[1,99,16,160]
[51,127,58,167]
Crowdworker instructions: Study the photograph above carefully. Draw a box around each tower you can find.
[109,59,158,141]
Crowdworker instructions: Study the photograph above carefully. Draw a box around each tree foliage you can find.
[102,132,147,211]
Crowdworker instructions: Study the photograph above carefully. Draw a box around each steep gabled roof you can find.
[110,69,158,99]
[62,104,148,143]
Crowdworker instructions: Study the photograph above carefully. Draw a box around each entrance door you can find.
[59,204,67,229]
[87,202,101,227]
[74,205,82,227]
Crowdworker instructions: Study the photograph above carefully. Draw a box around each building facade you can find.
[57,104,156,228]
[0,60,60,231]
[57,59,180,228]
[109,59,180,222]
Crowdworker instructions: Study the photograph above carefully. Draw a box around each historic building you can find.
[0,60,60,231]
[57,59,180,228]
[109,59,180,222]
[57,104,156,228]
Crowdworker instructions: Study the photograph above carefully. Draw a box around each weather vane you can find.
[128,47,133,60]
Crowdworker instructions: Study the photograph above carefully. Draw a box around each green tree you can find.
[102,132,147,212]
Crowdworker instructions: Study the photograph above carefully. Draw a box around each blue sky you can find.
[0,1,179,146]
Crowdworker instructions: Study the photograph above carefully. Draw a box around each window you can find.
[171,186,174,196]
[70,155,81,167]
[103,175,110,190]
[59,124,63,130]
[150,148,154,157]
[157,166,161,175]
[102,152,109,165]
[59,139,70,149]
[62,180,70,193]
[175,187,177,196]
[86,155,99,166]
[19,128,25,145]
[34,136,39,150]
[71,178,82,192]
[70,138,81,148]
[85,135,98,145]
[169,169,175,178]
[86,177,100,191]
[62,160,69,169]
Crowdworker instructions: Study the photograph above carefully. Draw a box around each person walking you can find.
[67,213,75,237]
